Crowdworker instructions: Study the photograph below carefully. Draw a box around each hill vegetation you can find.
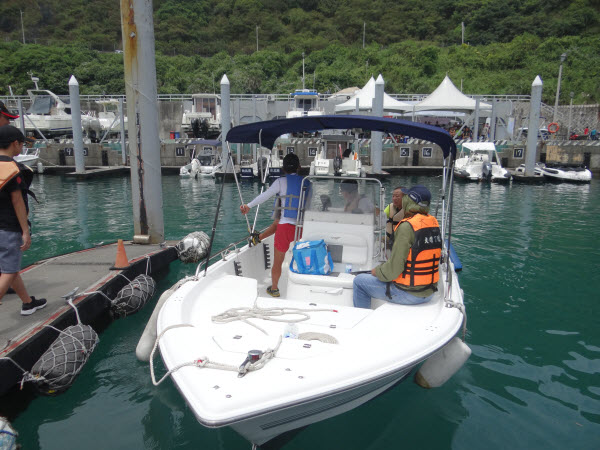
[0,0,599,103]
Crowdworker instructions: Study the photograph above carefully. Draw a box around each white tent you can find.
[335,76,412,113]
[414,76,491,112]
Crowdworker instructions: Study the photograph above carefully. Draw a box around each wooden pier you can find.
[0,240,180,396]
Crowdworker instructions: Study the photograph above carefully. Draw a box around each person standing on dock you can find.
[0,126,47,315]
[240,154,310,298]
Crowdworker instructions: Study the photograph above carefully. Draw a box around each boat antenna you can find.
[302,52,305,90]
[251,130,272,235]
[227,144,253,235]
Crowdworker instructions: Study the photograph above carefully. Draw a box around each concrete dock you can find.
[0,241,179,395]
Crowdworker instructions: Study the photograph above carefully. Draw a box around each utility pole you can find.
[363,22,366,49]
[256,25,259,52]
[552,53,567,123]
[302,52,305,90]
[461,22,464,45]
[20,10,26,44]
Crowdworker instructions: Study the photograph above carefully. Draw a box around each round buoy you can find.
[176,231,210,263]
[111,274,156,317]
[0,416,18,449]
[30,324,99,395]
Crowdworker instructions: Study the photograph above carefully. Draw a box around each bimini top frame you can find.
[226,115,457,159]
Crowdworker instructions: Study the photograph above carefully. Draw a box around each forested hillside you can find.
[1,0,599,103]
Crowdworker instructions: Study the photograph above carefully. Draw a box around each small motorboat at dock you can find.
[145,115,470,447]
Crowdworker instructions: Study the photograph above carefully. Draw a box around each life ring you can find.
[548,122,559,134]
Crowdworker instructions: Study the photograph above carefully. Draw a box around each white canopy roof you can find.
[335,76,412,113]
[414,76,491,112]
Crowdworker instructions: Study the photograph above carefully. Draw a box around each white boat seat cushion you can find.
[299,232,368,266]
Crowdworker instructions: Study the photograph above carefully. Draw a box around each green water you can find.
[5,174,600,449]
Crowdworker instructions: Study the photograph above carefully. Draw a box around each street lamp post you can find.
[552,52,567,123]
[567,91,574,138]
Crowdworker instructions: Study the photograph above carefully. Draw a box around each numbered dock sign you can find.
[400,147,410,157]
[422,147,433,158]
[514,148,524,159]
[286,146,295,154]
[308,147,317,157]
[64,147,73,157]
[175,147,185,157]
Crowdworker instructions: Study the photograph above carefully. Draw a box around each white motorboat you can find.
[14,147,40,170]
[541,164,592,183]
[146,116,469,447]
[182,94,221,139]
[96,99,127,139]
[514,163,545,176]
[180,141,222,177]
[309,134,365,178]
[240,151,284,181]
[23,76,102,141]
[454,142,511,182]
[285,89,324,118]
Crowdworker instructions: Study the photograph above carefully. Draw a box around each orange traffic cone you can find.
[110,239,130,270]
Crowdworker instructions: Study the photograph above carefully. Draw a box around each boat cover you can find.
[226,115,457,158]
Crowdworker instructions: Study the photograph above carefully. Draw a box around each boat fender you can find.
[415,337,471,389]
[29,324,99,395]
[176,231,210,263]
[0,416,18,450]
[136,279,186,362]
[111,274,156,317]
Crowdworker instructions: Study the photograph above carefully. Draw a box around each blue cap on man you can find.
[401,185,431,206]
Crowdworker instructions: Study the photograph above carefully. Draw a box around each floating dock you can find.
[0,241,179,396]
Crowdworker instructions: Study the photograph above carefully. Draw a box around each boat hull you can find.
[230,366,412,445]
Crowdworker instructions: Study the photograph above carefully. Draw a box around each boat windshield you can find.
[27,96,54,114]
[302,177,382,217]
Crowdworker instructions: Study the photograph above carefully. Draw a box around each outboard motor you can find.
[333,155,342,176]
[257,156,268,179]
[482,161,492,181]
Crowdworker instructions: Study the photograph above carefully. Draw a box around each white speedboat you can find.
[14,147,40,170]
[541,164,592,183]
[454,142,511,182]
[182,94,221,139]
[96,99,127,138]
[147,116,469,447]
[240,152,284,181]
[309,133,365,178]
[23,77,102,141]
[515,163,545,176]
[285,89,324,118]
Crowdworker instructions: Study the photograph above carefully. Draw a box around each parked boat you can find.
[182,94,221,139]
[180,140,222,178]
[14,147,43,173]
[540,163,592,183]
[454,142,511,182]
[23,77,101,141]
[514,163,545,176]
[285,89,324,118]
[96,99,127,139]
[309,133,364,177]
[146,116,469,447]
[240,151,284,181]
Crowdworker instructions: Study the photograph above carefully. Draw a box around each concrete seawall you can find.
[32,139,600,173]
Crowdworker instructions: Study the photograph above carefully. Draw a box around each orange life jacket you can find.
[393,214,442,289]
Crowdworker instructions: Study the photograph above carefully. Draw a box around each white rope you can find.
[211,300,337,335]
[445,300,468,341]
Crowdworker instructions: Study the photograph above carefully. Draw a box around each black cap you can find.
[0,101,19,120]
[0,125,33,146]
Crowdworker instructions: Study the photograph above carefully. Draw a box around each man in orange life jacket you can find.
[353,185,442,308]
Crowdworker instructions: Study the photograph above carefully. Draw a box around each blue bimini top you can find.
[225,115,457,159]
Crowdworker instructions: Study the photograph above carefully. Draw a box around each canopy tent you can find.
[334,77,412,113]
[414,76,491,112]
[226,115,457,158]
